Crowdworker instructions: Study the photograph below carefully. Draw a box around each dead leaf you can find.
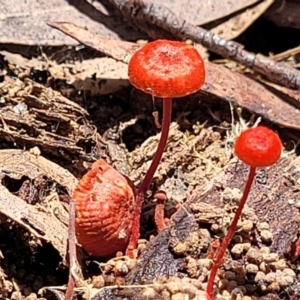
[212,0,275,39]
[48,22,140,63]
[49,58,129,95]
[0,149,77,193]
[203,62,300,130]
[0,0,144,45]
[154,0,261,26]
[0,149,78,259]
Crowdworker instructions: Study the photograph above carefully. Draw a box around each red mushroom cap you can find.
[128,40,205,98]
[234,126,282,167]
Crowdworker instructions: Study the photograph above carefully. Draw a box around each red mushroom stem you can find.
[138,98,172,195]
[126,98,172,256]
[206,166,256,300]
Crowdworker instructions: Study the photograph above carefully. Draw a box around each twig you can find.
[109,0,300,90]
[64,198,76,300]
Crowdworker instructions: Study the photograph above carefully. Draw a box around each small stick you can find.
[64,198,76,300]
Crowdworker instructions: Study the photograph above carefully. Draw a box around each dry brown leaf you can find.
[0,149,77,193]
[0,149,78,259]
[0,0,144,45]
[212,0,275,39]
[203,62,300,130]
[157,0,260,25]
[49,58,129,95]
[48,22,140,63]
[49,22,300,130]
[0,184,68,257]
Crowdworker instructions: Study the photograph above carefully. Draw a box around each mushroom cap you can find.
[75,159,136,257]
[234,126,282,167]
[128,40,205,98]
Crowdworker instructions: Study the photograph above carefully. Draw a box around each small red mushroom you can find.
[206,126,282,300]
[127,40,205,255]
[74,159,136,257]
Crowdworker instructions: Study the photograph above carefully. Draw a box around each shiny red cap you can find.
[128,40,205,98]
[234,126,282,167]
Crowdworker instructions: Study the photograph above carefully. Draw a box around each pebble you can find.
[267,281,281,292]
[227,280,238,292]
[182,284,198,298]
[263,253,279,263]
[218,279,228,290]
[161,290,171,299]
[222,187,242,203]
[172,241,187,255]
[198,258,212,269]
[260,246,270,254]
[114,260,129,275]
[246,248,263,264]
[260,229,273,243]
[142,287,156,298]
[275,270,294,287]
[269,259,287,270]
[264,272,276,283]
[256,222,270,232]
[231,244,244,256]
[186,256,199,278]
[240,219,253,232]
[245,263,259,274]
[245,284,256,294]
[282,268,296,277]
[235,274,246,285]
[224,271,236,281]
[171,292,187,300]
[232,285,247,295]
[153,280,164,292]
[259,262,267,273]
[254,271,266,282]
[166,280,181,294]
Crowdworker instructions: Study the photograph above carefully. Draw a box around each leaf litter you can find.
[0,1,300,300]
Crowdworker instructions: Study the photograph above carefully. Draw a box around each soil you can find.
[0,10,300,300]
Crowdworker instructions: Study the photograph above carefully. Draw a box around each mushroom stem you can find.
[138,98,172,195]
[126,98,172,257]
[206,166,256,300]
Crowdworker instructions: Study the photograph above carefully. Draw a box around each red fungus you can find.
[127,40,205,255]
[74,159,136,258]
[206,126,282,299]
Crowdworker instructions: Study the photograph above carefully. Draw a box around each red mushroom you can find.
[206,126,282,300]
[127,40,205,255]
[74,159,136,257]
